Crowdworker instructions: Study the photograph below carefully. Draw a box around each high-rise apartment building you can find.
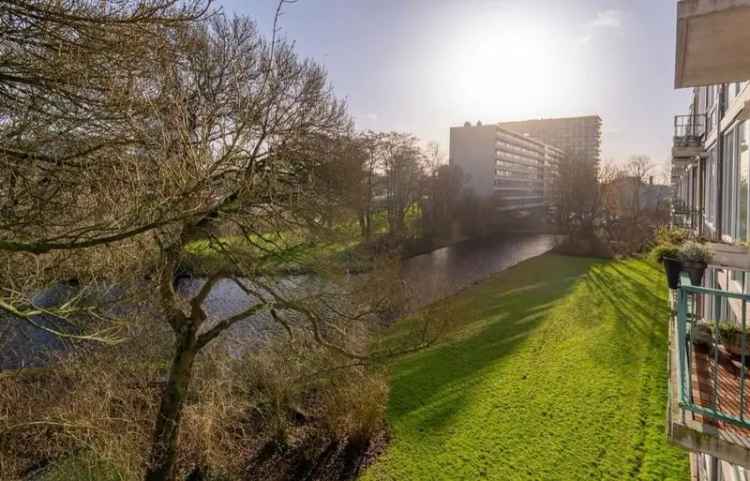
[449,123,563,213]
[498,115,602,168]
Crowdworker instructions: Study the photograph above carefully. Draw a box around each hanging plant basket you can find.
[682,260,707,286]
[662,257,683,289]
[677,241,712,286]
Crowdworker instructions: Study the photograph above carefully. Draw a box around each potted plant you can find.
[678,241,712,286]
[717,322,750,357]
[651,243,682,289]
[691,320,714,347]
[655,226,690,246]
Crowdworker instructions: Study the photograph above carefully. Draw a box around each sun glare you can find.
[444,23,568,118]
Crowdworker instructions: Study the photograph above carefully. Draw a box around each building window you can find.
[706,146,718,227]
[740,121,749,243]
[722,126,736,238]
[722,122,750,243]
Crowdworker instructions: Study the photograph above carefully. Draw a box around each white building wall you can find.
[449,124,497,199]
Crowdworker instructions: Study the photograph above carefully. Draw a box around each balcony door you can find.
[721,121,750,243]
[740,121,749,244]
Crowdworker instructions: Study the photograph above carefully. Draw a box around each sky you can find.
[220,0,691,177]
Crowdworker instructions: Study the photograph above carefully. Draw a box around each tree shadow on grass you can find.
[581,259,670,375]
[384,255,604,436]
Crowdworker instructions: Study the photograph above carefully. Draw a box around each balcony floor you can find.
[668,321,750,466]
[690,343,750,441]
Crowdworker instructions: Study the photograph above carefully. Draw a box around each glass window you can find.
[740,121,749,243]
[706,146,718,227]
[723,128,735,236]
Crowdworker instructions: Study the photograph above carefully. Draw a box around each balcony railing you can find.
[675,271,750,429]
[674,114,707,147]
[672,205,702,231]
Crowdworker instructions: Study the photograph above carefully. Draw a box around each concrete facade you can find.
[498,115,602,168]
[676,0,750,88]
[449,124,498,200]
[544,144,565,208]
[449,123,562,214]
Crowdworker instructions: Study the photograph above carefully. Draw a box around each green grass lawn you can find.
[363,254,689,481]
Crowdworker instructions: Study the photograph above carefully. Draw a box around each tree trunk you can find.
[144,332,197,481]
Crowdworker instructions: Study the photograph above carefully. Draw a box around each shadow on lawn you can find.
[581,259,669,373]
[386,255,603,435]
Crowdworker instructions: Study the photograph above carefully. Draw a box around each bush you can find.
[241,333,388,450]
[0,348,161,481]
[553,232,613,258]
[0,327,252,481]
[715,321,750,345]
[319,369,388,448]
[1,317,389,480]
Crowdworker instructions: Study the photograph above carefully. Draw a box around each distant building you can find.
[544,144,565,209]
[449,122,564,213]
[601,175,671,218]
[498,115,602,167]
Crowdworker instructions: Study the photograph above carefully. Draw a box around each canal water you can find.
[400,233,561,309]
[1,234,561,368]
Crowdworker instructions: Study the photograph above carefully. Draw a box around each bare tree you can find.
[555,156,602,238]
[626,155,654,183]
[421,164,464,238]
[1,10,425,481]
[0,0,211,253]
[381,133,425,236]
[355,131,386,240]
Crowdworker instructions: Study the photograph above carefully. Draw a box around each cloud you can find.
[577,9,625,45]
[590,9,624,29]
[364,113,377,121]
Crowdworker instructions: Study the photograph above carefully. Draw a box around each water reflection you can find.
[400,234,561,309]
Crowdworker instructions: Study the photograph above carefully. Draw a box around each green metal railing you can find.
[676,272,750,428]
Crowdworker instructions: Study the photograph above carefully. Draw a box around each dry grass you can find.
[0,351,159,480]
[242,334,389,449]
[0,324,389,481]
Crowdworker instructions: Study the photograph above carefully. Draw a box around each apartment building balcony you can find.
[672,203,703,231]
[673,114,707,159]
[668,270,750,467]
[676,0,750,88]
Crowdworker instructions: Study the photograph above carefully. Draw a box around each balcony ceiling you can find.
[676,0,750,88]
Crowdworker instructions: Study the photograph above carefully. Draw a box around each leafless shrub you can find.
[241,332,389,450]
[318,369,388,449]
[1,317,394,481]
[0,347,163,480]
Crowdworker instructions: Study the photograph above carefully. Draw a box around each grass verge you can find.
[363,254,689,481]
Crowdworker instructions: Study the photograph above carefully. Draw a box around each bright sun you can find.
[444,23,568,117]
